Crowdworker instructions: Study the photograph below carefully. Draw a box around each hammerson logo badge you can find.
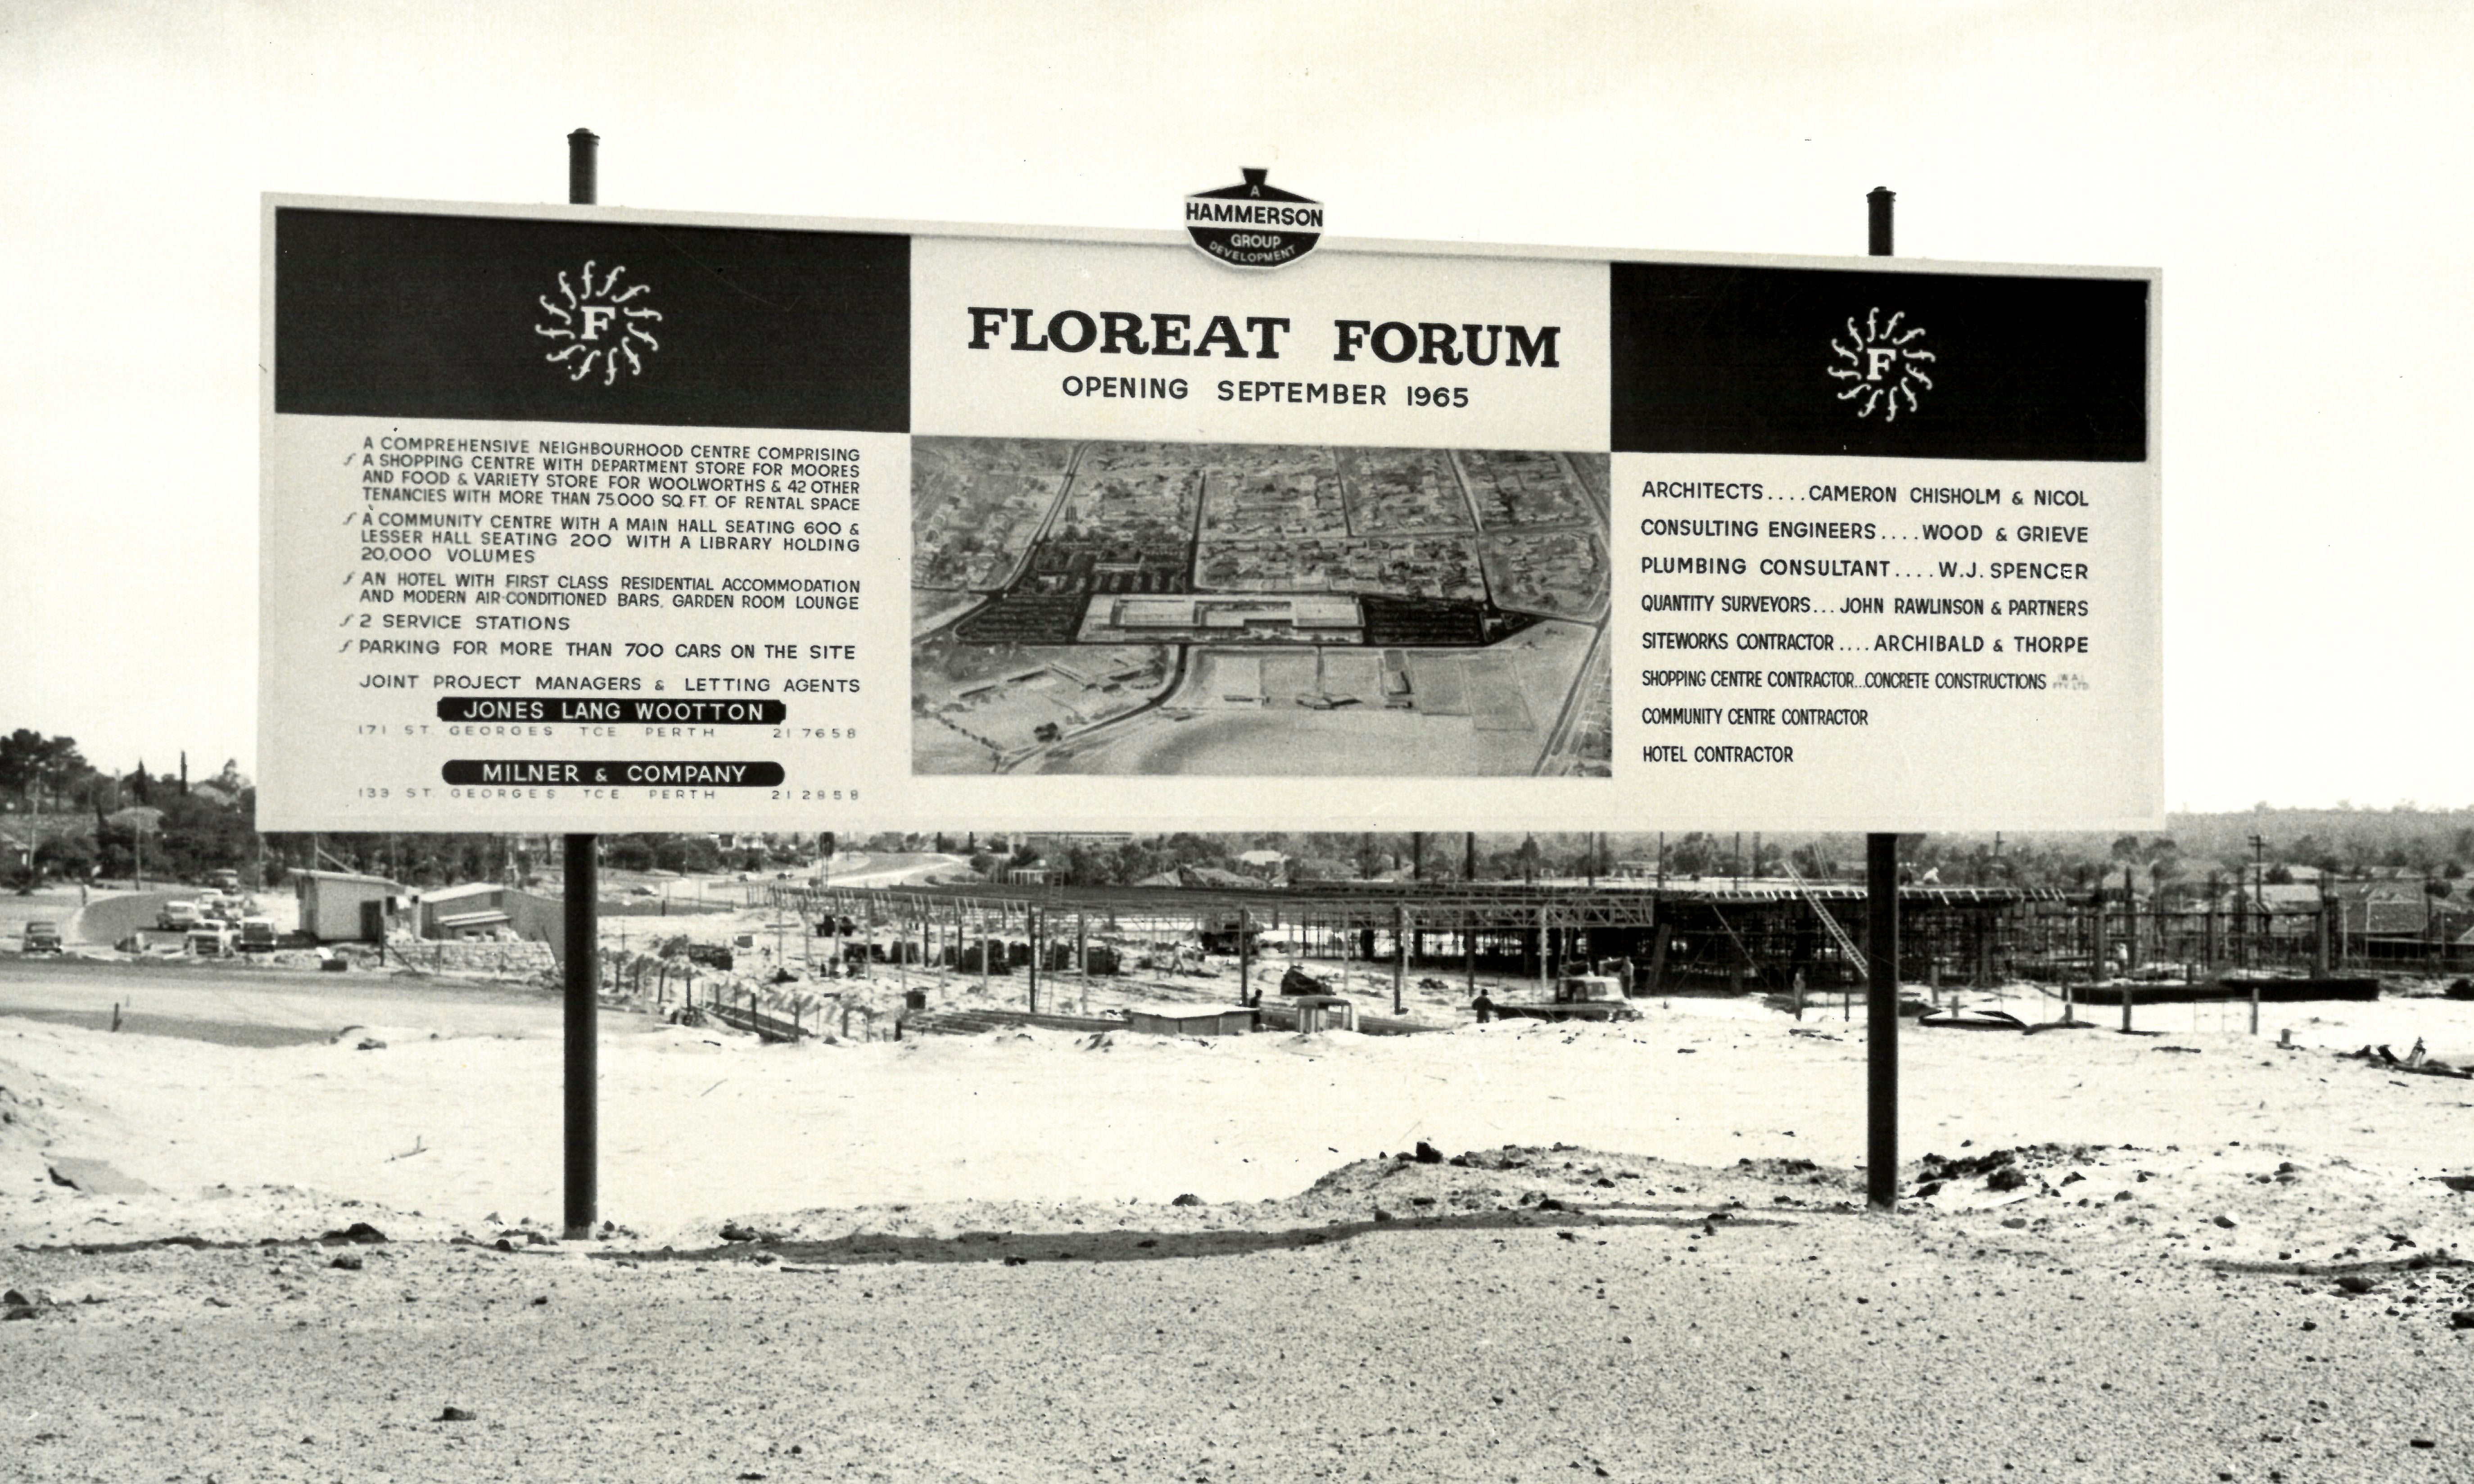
[534,260,662,385]
[1827,308,1935,422]
[1184,168,1324,270]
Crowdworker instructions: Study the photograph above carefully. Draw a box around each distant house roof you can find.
[2329,879,2452,936]
[1235,850,1287,867]
[2233,883,2327,912]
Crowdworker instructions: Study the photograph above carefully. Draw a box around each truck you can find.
[1492,973,1641,1023]
[236,916,279,952]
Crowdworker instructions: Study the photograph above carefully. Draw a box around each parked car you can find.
[185,924,237,958]
[237,917,279,951]
[1491,973,1643,1023]
[157,900,204,932]
[209,869,242,893]
[21,920,63,954]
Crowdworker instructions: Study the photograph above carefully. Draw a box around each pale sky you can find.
[2,1,2468,810]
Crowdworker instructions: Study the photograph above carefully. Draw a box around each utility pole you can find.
[561,126,601,1241]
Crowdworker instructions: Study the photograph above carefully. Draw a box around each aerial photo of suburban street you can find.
[911,437,1612,777]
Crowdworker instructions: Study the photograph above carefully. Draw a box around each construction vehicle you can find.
[1278,964,1335,996]
[1493,972,1641,1023]
[1198,911,1264,956]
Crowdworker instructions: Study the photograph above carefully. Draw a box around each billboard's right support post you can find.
[1866,832,1899,1212]
[1863,186,1901,1217]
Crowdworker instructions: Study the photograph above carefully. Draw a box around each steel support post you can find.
[559,128,601,1244]
[562,832,597,1238]
[1865,831,1899,1213]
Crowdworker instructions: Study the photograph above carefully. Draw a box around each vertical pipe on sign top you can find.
[559,128,602,1242]
[1863,186,1900,1215]
[568,129,598,208]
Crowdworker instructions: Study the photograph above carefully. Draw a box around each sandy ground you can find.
[5,959,2474,1480]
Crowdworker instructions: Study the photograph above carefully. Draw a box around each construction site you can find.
[672,866,2422,1043]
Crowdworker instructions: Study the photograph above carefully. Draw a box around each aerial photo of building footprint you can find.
[911,437,1610,777]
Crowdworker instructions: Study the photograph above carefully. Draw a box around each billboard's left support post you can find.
[563,832,597,1238]
[561,127,600,1244]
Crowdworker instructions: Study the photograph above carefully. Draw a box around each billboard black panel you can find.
[276,208,909,432]
[1610,263,2146,461]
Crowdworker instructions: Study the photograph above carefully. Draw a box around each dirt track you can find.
[7,1149,2470,1483]
[8,957,2474,1480]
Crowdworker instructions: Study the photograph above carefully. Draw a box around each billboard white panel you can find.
[260,194,2157,832]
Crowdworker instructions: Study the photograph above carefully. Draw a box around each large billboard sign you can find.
[261,193,2158,832]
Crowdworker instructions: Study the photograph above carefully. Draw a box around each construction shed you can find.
[1123,1004,1255,1037]
[292,870,405,943]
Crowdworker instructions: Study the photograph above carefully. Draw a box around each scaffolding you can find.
[766,876,2093,1004]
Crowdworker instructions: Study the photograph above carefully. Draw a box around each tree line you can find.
[10,726,2470,896]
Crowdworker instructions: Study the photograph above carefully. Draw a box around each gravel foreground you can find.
[7,1143,2472,1484]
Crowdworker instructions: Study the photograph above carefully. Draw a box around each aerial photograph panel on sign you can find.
[911,436,1610,778]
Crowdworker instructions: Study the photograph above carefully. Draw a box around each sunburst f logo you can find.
[534,260,662,386]
[1827,308,1934,421]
